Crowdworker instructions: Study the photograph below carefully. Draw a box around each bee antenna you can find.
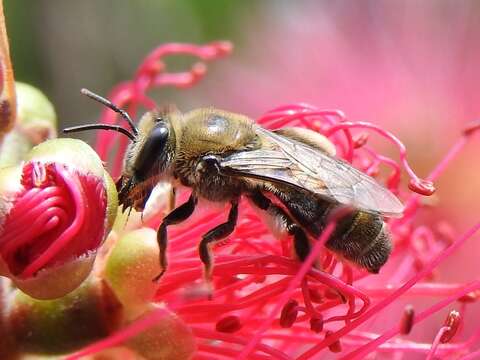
[63,124,135,141]
[80,88,139,136]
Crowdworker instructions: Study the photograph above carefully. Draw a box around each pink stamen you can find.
[440,310,461,344]
[92,42,232,177]
[73,40,480,359]
[324,121,435,196]
[279,299,299,328]
[309,316,324,333]
[325,330,342,353]
[297,221,480,360]
[396,136,469,226]
[400,305,415,335]
[216,315,242,333]
[192,326,291,360]
[238,221,338,359]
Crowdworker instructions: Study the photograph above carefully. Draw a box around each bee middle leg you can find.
[153,193,197,282]
[249,191,311,261]
[198,200,239,284]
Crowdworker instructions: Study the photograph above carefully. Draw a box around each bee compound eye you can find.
[133,123,170,180]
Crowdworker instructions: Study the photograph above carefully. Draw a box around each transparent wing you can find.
[220,126,404,217]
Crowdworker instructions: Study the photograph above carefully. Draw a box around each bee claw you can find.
[204,281,214,300]
[152,269,166,283]
[203,271,215,300]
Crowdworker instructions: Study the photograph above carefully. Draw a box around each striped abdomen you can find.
[272,186,392,273]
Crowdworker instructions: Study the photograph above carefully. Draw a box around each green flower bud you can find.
[0,82,57,168]
[104,228,161,312]
[4,277,122,355]
[125,304,196,360]
[16,82,57,144]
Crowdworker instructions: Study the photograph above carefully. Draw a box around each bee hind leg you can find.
[248,191,311,262]
[152,193,197,282]
[199,200,239,291]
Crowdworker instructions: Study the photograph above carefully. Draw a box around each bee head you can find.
[124,108,177,182]
[63,89,178,211]
[117,109,178,211]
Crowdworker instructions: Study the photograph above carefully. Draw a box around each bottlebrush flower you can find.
[12,39,479,359]
[99,107,478,360]
[0,138,118,299]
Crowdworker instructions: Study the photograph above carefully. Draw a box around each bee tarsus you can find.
[199,200,239,283]
[153,193,197,282]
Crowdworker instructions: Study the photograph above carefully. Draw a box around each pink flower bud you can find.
[0,138,117,299]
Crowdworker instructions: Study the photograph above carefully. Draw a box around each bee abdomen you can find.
[353,227,391,273]
[271,186,392,273]
[326,211,391,273]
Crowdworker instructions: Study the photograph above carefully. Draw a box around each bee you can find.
[64,89,404,283]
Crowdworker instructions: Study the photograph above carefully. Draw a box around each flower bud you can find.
[104,228,162,312]
[0,138,117,299]
[0,130,31,168]
[125,304,196,360]
[4,277,122,355]
[16,82,57,144]
[0,82,57,168]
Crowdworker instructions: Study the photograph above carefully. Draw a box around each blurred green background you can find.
[3,0,258,128]
[5,0,480,133]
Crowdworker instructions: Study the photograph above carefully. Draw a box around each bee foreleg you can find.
[152,193,197,282]
[248,191,311,262]
[199,200,239,285]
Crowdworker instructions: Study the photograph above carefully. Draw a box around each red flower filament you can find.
[0,161,106,277]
